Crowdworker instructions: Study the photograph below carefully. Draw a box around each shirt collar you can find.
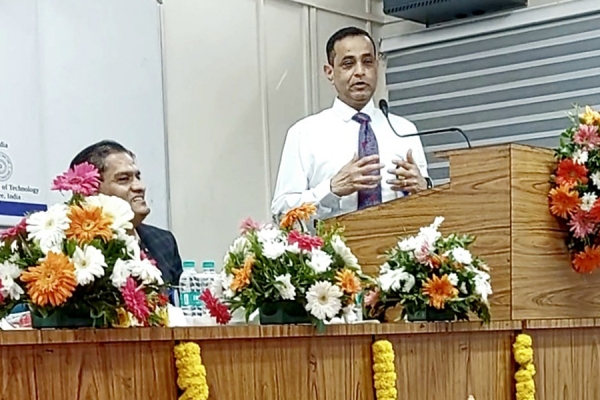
[332,97,376,122]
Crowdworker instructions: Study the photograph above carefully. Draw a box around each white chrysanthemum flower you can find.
[307,249,332,273]
[26,204,70,254]
[573,149,589,165]
[210,271,235,299]
[111,259,132,288]
[256,227,283,244]
[274,273,296,300]
[0,260,24,300]
[72,245,106,286]
[305,281,342,320]
[398,236,419,251]
[379,262,391,274]
[448,272,459,286]
[591,171,600,188]
[581,192,598,212]
[229,236,249,255]
[121,233,141,261]
[450,248,473,265]
[378,268,415,292]
[285,242,301,254]
[459,282,468,294]
[262,240,286,259]
[85,194,134,235]
[331,235,359,268]
[473,271,492,304]
[130,259,164,285]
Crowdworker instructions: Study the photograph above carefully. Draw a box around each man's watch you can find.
[425,177,433,189]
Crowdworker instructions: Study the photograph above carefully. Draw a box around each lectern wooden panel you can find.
[329,144,600,321]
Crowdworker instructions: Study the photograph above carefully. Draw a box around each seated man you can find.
[70,140,183,285]
[271,27,432,221]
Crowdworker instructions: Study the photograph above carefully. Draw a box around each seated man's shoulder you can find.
[137,223,175,241]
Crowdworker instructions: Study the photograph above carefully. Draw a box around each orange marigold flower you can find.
[66,204,113,245]
[549,185,580,218]
[21,252,77,307]
[230,256,254,292]
[421,274,458,310]
[335,269,361,295]
[572,246,600,273]
[555,158,588,188]
[279,203,317,229]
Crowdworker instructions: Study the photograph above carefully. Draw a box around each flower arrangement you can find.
[364,217,492,323]
[0,163,168,327]
[372,339,398,400]
[212,203,369,329]
[549,105,600,273]
[174,342,209,400]
[513,333,536,400]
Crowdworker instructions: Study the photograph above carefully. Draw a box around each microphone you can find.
[378,99,472,149]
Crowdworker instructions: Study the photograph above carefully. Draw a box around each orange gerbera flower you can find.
[421,274,458,310]
[555,158,588,188]
[66,204,113,245]
[549,185,580,218]
[21,252,77,307]
[279,203,317,229]
[572,246,600,273]
[230,255,254,292]
[335,269,361,295]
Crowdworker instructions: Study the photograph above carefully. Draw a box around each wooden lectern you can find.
[329,143,600,321]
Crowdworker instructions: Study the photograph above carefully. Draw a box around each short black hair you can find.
[326,26,377,66]
[70,140,135,173]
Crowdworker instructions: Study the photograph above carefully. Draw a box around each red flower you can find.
[287,230,323,252]
[0,278,4,304]
[51,162,100,196]
[121,277,150,324]
[573,246,600,273]
[555,158,588,188]
[200,289,231,325]
[157,293,169,307]
[0,218,27,241]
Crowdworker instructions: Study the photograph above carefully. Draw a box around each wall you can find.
[161,0,389,266]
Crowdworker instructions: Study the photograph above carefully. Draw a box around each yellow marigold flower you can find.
[376,388,398,399]
[373,353,394,364]
[514,347,533,364]
[515,369,533,383]
[514,333,533,348]
[373,362,395,373]
[372,340,393,353]
[525,363,536,376]
[174,342,209,400]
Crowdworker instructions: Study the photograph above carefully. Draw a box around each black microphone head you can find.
[378,99,389,117]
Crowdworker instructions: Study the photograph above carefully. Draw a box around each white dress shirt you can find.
[271,98,429,220]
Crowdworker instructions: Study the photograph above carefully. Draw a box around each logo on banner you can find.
[0,152,13,182]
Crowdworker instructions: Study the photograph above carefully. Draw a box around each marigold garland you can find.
[174,342,209,400]
[372,339,398,400]
[513,334,536,400]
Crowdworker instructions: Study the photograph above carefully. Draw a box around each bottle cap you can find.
[182,260,196,269]
[202,260,216,270]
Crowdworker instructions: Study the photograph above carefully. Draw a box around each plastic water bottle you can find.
[179,260,202,325]
[197,260,217,317]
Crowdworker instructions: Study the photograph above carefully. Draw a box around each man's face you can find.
[324,35,378,111]
[99,152,150,226]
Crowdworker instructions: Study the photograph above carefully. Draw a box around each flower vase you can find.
[405,307,455,322]
[30,307,102,329]
[258,301,311,325]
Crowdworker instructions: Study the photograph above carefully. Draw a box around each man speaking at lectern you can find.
[271,27,432,220]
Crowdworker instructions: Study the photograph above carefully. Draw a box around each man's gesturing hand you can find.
[330,154,384,197]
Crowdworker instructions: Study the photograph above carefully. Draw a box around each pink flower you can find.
[287,230,323,252]
[0,279,4,304]
[364,289,380,307]
[51,162,100,196]
[574,124,600,149]
[140,251,157,267]
[121,277,150,324]
[568,209,597,239]
[0,217,27,241]
[200,289,231,325]
[240,217,262,234]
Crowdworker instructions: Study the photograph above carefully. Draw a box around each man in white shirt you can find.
[271,27,431,220]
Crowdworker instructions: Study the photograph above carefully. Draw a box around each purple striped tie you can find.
[352,112,382,209]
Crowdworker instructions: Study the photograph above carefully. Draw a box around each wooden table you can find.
[1,319,598,399]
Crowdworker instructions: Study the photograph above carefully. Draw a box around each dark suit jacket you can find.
[136,224,183,286]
